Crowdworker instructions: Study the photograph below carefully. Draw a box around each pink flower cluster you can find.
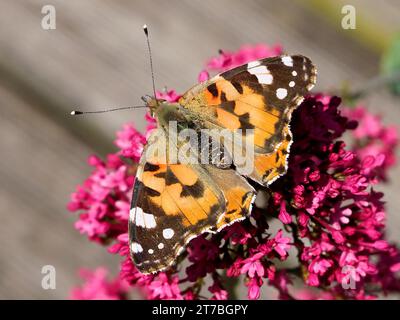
[343,106,398,181]
[267,95,400,299]
[198,43,282,82]
[68,44,400,300]
[70,267,129,300]
[67,153,134,244]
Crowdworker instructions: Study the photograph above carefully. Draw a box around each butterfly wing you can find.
[179,55,316,185]
[251,122,293,185]
[204,164,256,230]
[129,129,255,274]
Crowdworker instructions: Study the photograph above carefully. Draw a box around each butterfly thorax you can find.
[143,95,199,132]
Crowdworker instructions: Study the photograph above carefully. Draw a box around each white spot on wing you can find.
[292,70,297,76]
[134,207,156,229]
[250,65,267,74]
[163,228,174,239]
[289,81,295,87]
[158,243,164,249]
[248,65,273,84]
[131,242,143,253]
[148,249,154,254]
[276,88,288,99]
[129,208,136,222]
[247,60,260,68]
[144,212,156,228]
[282,56,293,67]
[135,207,145,227]
[258,73,273,84]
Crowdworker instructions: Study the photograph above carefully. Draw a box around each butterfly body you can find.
[130,55,317,274]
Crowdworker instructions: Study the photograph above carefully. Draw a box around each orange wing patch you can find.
[203,79,283,152]
[182,76,286,155]
[249,124,293,186]
[217,186,254,230]
[215,108,241,130]
[205,165,255,230]
[140,163,221,226]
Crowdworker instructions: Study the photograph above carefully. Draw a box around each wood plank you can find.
[0,83,122,299]
[0,0,399,299]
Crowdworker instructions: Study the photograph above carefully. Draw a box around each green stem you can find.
[347,70,400,101]
[222,274,240,300]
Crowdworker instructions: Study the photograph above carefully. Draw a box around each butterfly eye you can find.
[141,95,153,104]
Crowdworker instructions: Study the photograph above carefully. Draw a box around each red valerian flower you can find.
[208,276,229,300]
[147,273,183,300]
[206,44,283,71]
[240,252,266,278]
[68,154,134,244]
[115,124,146,161]
[246,276,263,300]
[343,106,398,180]
[270,230,291,258]
[68,44,400,300]
[70,267,129,300]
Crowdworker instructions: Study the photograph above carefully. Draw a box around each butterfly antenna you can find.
[71,25,157,116]
[143,24,158,105]
[70,105,146,115]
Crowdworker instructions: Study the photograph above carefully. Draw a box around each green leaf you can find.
[382,34,400,96]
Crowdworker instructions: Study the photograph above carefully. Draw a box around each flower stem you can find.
[222,274,239,300]
[345,70,400,103]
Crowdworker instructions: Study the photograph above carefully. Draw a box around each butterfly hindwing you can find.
[250,123,293,185]
[204,165,256,229]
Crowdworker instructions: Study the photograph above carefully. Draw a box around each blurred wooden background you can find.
[0,0,399,299]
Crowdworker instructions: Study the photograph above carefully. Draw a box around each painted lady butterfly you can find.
[129,53,317,274]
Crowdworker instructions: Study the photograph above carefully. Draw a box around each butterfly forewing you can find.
[129,129,255,274]
[179,54,316,185]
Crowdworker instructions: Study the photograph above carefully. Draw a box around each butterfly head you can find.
[142,94,189,131]
[141,94,162,115]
